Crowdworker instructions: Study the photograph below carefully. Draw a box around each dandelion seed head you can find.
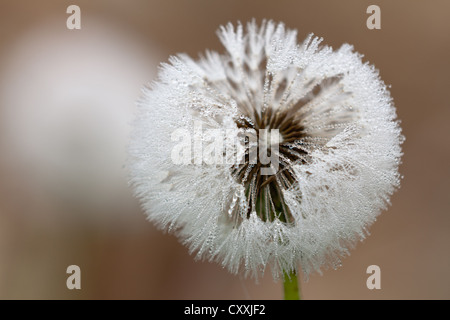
[129,20,404,280]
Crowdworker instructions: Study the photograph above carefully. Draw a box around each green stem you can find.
[283,270,300,300]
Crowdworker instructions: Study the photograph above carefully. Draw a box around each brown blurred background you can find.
[0,0,448,299]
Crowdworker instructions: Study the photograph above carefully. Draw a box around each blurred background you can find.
[0,0,448,299]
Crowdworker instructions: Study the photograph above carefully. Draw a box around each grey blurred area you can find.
[0,0,449,299]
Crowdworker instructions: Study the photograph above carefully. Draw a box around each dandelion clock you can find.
[128,20,403,299]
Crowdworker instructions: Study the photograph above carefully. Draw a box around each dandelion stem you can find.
[283,270,300,300]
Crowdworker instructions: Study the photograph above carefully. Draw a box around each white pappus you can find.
[128,20,404,280]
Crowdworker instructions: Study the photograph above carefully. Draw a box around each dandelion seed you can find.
[128,20,403,282]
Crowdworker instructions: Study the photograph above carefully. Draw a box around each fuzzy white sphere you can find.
[129,21,403,279]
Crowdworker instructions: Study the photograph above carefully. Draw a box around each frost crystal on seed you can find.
[128,20,404,280]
